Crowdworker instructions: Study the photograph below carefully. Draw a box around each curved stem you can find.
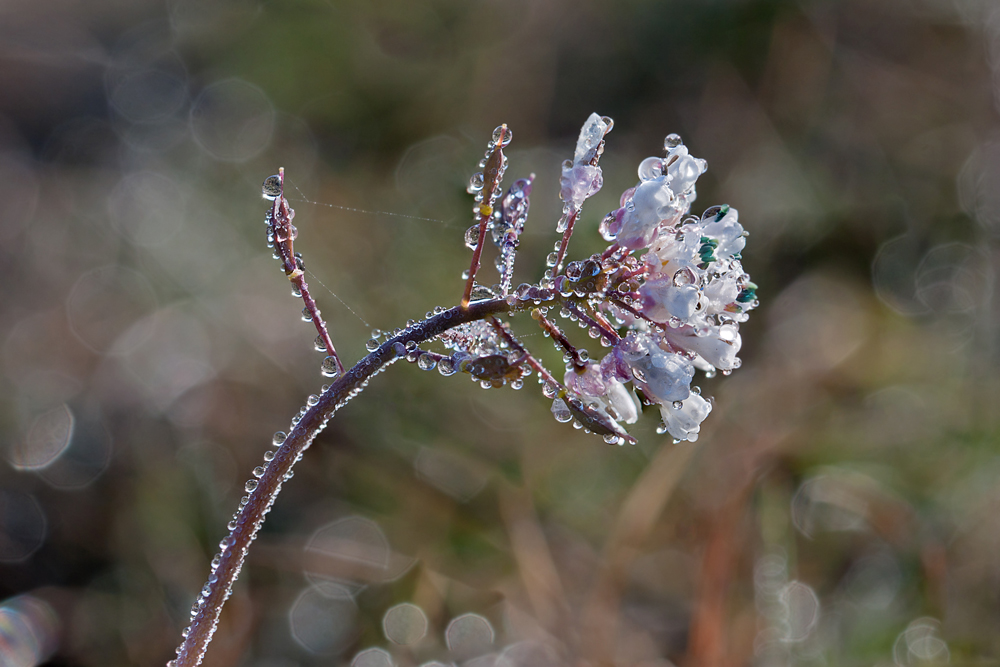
[170,298,514,667]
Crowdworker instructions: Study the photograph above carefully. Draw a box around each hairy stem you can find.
[170,298,514,667]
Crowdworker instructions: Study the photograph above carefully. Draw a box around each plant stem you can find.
[170,298,514,667]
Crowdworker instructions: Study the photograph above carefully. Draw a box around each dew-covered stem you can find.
[488,316,565,393]
[530,309,587,371]
[171,298,515,667]
[460,125,509,309]
[266,169,344,376]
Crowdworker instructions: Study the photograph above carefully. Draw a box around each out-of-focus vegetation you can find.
[0,0,998,665]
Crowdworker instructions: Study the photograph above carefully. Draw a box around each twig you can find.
[266,169,344,376]
[461,125,509,309]
[170,299,516,667]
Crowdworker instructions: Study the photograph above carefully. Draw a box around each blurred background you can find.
[1,0,998,665]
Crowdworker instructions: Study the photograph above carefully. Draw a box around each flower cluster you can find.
[429,113,758,444]
[557,119,756,442]
[348,114,758,446]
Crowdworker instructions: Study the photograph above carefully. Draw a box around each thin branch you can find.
[461,125,509,309]
[267,169,344,375]
[531,308,587,370]
[171,298,515,667]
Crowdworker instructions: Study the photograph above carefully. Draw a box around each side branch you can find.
[171,298,514,667]
[267,169,344,375]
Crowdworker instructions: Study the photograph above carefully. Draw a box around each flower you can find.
[616,332,694,404]
[659,393,713,442]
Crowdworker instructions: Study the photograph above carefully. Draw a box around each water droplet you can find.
[664,133,682,149]
[545,252,559,267]
[292,285,303,298]
[321,357,340,378]
[437,357,456,376]
[301,307,313,322]
[273,431,287,446]
[417,355,436,371]
[253,466,265,478]
[603,434,621,445]
[307,394,320,407]
[637,156,663,181]
[262,174,282,200]
[465,225,480,250]
[366,338,379,352]
[491,125,512,147]
[673,267,697,287]
[467,172,485,193]
[313,335,326,352]
[263,450,275,462]
[245,479,259,493]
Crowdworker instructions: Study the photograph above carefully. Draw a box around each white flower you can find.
[701,205,745,260]
[616,176,673,249]
[638,276,700,324]
[665,144,706,196]
[565,362,640,424]
[664,324,741,371]
[659,393,712,442]
[617,332,694,403]
[645,226,702,275]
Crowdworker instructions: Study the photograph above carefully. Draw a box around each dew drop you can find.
[272,431,287,446]
[301,307,313,322]
[263,450,275,462]
[262,174,282,200]
[551,398,572,422]
[637,157,663,181]
[253,466,265,478]
[366,338,379,352]
[673,267,696,287]
[314,335,326,352]
[417,355,436,371]
[437,357,456,376]
[603,434,621,445]
[321,357,340,378]
[664,133,682,149]
[467,172,485,193]
[465,225,480,250]
[245,479,259,493]
[492,125,512,147]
